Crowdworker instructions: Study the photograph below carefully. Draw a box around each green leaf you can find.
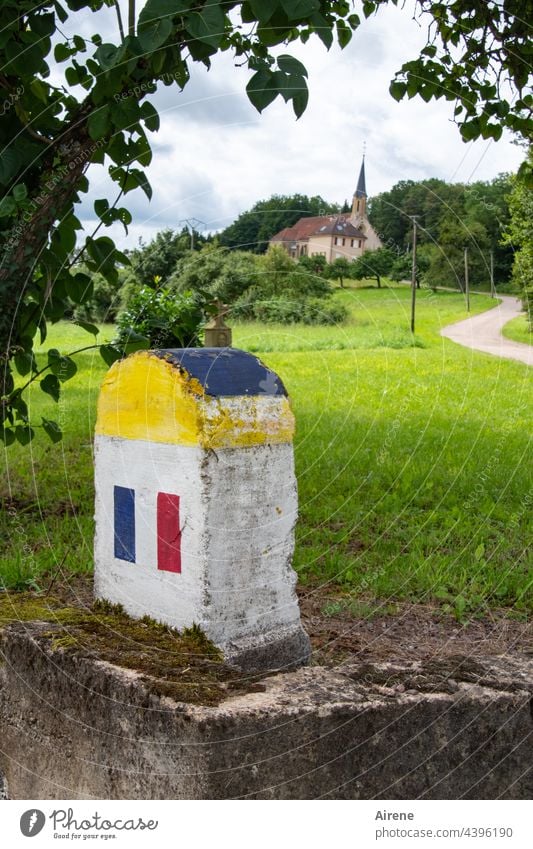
[88,105,111,140]
[42,418,62,443]
[31,12,56,37]
[186,4,226,47]
[474,543,485,562]
[94,198,110,218]
[389,80,407,101]
[86,236,116,271]
[138,0,187,27]
[99,344,123,367]
[277,54,308,78]
[30,79,49,103]
[95,42,120,70]
[54,42,71,62]
[127,168,153,200]
[140,100,160,132]
[248,0,278,22]
[280,0,319,20]
[0,428,16,447]
[138,17,173,52]
[73,320,99,336]
[14,351,34,376]
[0,196,16,217]
[461,118,480,141]
[48,354,77,382]
[0,148,20,185]
[67,272,93,304]
[12,183,28,202]
[292,81,309,118]
[336,20,352,48]
[311,13,333,49]
[246,70,279,113]
[15,425,34,446]
[113,98,141,132]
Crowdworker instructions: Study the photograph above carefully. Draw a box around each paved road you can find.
[441,294,532,367]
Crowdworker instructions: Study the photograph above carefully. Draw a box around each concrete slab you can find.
[0,622,531,799]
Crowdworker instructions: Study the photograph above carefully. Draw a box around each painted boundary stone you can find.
[94,348,310,671]
[0,624,531,800]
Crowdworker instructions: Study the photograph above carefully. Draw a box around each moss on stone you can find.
[0,591,248,706]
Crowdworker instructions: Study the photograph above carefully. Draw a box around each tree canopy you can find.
[219,194,339,253]
[1,0,531,443]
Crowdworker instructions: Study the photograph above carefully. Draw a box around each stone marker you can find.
[94,347,310,671]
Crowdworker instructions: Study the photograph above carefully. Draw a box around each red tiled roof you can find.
[271,214,366,243]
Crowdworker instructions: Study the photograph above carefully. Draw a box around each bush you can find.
[115,286,204,349]
[232,294,348,325]
[71,268,128,323]
[521,286,533,328]
[170,245,256,304]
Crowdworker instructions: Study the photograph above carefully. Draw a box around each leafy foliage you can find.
[502,149,533,312]
[230,244,345,324]
[115,286,204,349]
[170,245,257,304]
[0,0,530,441]
[350,247,396,288]
[128,227,209,287]
[232,294,348,325]
[219,194,340,253]
[368,174,514,286]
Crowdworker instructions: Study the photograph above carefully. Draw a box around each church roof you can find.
[354,156,366,198]
[271,214,366,244]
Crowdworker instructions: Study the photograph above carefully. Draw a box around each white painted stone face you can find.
[94,436,301,652]
[93,349,310,670]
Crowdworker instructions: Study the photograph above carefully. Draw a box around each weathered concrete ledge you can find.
[0,622,531,799]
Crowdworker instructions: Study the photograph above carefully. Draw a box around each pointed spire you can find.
[354,153,366,198]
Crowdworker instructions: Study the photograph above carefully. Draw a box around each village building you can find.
[270,156,382,262]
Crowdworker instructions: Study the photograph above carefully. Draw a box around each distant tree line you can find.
[367,174,514,289]
[74,158,531,343]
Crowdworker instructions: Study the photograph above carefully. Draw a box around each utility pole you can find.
[464,246,470,312]
[490,249,495,298]
[410,216,418,334]
[178,217,206,251]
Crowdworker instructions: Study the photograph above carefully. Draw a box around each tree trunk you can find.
[376,276,381,288]
[0,132,95,370]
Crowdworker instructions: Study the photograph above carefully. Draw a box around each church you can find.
[270,156,382,262]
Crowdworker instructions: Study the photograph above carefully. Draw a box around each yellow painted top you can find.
[95,351,294,448]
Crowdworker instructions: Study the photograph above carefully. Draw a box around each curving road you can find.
[440,294,532,367]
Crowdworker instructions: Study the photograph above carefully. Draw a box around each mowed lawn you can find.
[1,286,531,619]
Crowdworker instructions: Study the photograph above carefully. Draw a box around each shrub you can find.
[115,286,204,349]
[231,294,348,325]
[71,267,128,323]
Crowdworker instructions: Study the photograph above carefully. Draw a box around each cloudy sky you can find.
[70,2,524,249]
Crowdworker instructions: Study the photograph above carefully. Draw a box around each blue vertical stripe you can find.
[114,485,135,563]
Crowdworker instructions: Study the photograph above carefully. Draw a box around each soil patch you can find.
[1,574,530,706]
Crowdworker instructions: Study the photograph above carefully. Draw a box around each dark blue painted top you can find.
[154,348,288,398]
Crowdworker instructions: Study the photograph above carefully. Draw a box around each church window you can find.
[358,240,362,248]
[342,238,345,246]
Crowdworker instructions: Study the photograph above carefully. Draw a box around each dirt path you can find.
[441,294,532,366]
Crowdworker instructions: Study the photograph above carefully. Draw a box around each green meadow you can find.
[502,314,532,346]
[2,285,531,620]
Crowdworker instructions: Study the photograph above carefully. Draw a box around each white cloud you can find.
[74,2,524,248]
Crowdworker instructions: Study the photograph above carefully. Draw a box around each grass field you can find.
[502,314,532,346]
[2,286,531,620]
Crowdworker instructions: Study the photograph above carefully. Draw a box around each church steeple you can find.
[354,155,366,198]
[351,153,367,220]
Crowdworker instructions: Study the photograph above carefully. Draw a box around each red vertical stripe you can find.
[157,493,181,573]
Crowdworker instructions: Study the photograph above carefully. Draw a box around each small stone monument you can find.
[204,302,232,348]
[94,347,310,671]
